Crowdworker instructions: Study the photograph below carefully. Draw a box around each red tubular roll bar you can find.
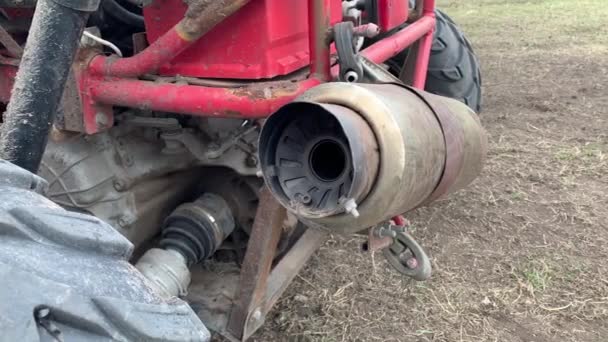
[86,0,436,121]
[89,78,322,118]
[88,27,192,78]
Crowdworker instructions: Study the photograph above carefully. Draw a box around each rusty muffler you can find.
[259,83,487,234]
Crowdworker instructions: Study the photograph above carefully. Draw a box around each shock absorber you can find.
[0,0,100,172]
[136,193,235,299]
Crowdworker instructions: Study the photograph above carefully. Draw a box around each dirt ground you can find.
[254,0,608,341]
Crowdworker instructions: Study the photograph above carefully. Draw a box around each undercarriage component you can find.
[224,187,329,341]
[0,159,209,341]
[135,247,191,299]
[0,0,99,172]
[38,118,258,250]
[39,128,199,249]
[160,193,236,265]
[259,82,487,233]
[334,21,363,82]
[136,193,235,299]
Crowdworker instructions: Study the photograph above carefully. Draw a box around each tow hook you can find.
[366,216,432,281]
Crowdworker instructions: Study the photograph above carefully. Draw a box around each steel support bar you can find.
[226,187,286,340]
[308,0,331,81]
[0,24,22,58]
[88,77,322,118]
[243,228,328,339]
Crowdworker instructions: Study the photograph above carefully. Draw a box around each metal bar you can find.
[411,0,435,88]
[330,15,435,79]
[0,24,23,58]
[0,0,94,172]
[262,230,327,309]
[226,187,286,340]
[308,0,331,81]
[411,29,433,89]
[423,0,436,16]
[88,0,252,77]
[88,77,321,118]
[360,15,435,64]
[242,228,328,339]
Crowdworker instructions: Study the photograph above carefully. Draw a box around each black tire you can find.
[387,9,482,112]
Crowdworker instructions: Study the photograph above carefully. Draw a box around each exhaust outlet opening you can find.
[260,83,486,234]
[259,102,379,219]
[309,139,348,182]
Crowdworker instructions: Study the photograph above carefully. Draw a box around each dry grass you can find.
[254,1,608,341]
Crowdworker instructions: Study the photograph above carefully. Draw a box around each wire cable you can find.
[83,30,124,57]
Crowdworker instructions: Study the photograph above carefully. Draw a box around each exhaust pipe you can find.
[259,83,487,234]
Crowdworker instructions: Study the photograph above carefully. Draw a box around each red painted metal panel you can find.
[377,0,409,32]
[143,0,342,79]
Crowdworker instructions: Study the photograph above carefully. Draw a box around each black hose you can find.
[102,0,145,29]
[0,0,91,172]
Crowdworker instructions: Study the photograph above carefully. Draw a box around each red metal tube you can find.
[411,29,433,88]
[360,15,435,64]
[88,27,191,77]
[88,0,252,77]
[411,0,435,88]
[308,0,331,81]
[88,78,322,118]
[423,0,436,15]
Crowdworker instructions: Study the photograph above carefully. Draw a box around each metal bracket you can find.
[334,22,364,83]
[368,219,432,281]
[224,187,328,341]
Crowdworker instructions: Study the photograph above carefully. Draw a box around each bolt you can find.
[35,307,50,320]
[95,112,108,128]
[343,198,360,218]
[246,155,258,167]
[251,308,262,321]
[406,258,418,269]
[113,179,126,191]
[118,216,130,228]
[344,70,359,83]
[353,23,380,38]
[295,193,312,205]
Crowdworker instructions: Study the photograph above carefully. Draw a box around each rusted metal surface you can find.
[244,228,328,339]
[226,187,286,340]
[88,77,322,118]
[178,0,252,41]
[408,87,465,206]
[308,0,331,81]
[260,82,487,234]
[88,0,252,77]
[367,226,394,252]
[0,24,22,58]
[56,70,85,132]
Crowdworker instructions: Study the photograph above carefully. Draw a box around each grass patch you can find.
[438,0,608,52]
[522,262,552,293]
